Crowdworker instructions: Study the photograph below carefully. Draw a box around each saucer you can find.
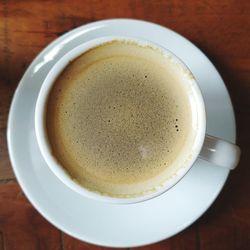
[7,19,236,247]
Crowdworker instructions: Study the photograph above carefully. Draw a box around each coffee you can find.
[46,40,196,197]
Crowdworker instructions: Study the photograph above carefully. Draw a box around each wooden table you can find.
[0,1,249,249]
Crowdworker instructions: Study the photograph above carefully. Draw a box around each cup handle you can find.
[198,135,241,170]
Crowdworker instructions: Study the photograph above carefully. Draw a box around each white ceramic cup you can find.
[35,36,241,204]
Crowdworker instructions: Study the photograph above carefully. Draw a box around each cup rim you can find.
[35,35,206,204]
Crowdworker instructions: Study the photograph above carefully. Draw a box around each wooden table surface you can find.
[0,0,249,249]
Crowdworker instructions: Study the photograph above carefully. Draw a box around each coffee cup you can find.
[35,36,240,204]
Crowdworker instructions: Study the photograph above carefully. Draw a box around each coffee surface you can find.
[46,41,193,196]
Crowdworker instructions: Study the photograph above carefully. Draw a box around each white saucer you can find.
[7,19,236,248]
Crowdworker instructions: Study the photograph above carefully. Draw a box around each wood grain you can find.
[0,183,61,250]
[0,0,249,249]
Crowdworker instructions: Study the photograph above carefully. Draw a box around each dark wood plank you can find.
[0,77,15,181]
[0,182,61,250]
[0,231,4,250]
[0,0,15,180]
